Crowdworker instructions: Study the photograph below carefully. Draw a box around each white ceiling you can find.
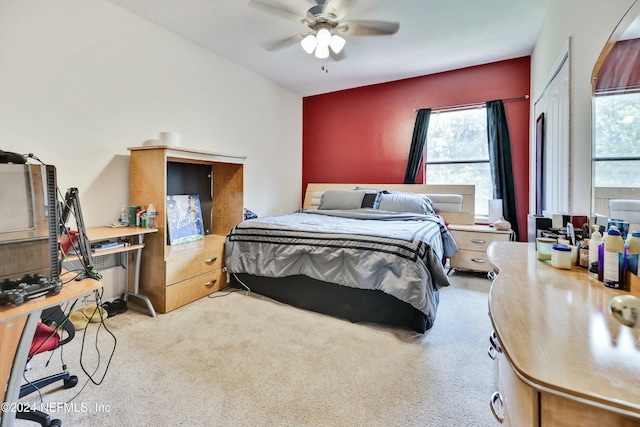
[107,0,552,97]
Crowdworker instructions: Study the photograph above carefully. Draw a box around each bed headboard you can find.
[303,183,475,225]
[594,187,640,217]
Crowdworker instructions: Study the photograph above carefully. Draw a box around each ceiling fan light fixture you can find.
[252,0,401,64]
[316,28,332,47]
[329,34,345,54]
[314,45,329,59]
[301,34,317,54]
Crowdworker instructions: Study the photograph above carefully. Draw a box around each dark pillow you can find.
[361,192,382,209]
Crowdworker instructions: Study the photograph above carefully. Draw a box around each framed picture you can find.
[166,194,205,245]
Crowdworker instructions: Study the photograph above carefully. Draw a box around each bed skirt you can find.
[229,273,437,333]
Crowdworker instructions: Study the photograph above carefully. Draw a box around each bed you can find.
[224,184,475,333]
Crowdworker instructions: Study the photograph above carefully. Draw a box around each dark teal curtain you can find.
[486,100,519,240]
[404,108,431,184]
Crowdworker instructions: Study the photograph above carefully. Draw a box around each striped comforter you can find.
[225,208,458,321]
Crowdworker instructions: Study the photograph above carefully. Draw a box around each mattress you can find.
[225,208,458,326]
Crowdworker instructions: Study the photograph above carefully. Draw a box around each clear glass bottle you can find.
[146,203,156,229]
[120,205,128,224]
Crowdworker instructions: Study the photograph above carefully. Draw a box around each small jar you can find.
[551,244,572,269]
[578,239,590,268]
[536,237,556,261]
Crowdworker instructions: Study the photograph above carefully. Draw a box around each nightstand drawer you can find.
[451,249,494,272]
[451,230,490,251]
[451,229,510,251]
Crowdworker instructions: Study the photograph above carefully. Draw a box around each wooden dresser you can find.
[487,241,640,426]
[128,146,244,313]
[448,224,512,273]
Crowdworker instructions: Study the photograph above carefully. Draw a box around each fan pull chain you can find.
[321,58,329,73]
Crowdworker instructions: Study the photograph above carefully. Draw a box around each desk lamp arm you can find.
[60,188,97,279]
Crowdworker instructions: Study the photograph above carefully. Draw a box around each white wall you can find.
[0,0,301,301]
[0,0,302,227]
[530,0,636,215]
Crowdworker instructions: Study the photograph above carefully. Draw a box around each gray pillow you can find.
[378,192,435,215]
[318,190,366,210]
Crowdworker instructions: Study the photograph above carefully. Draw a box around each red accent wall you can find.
[302,57,531,241]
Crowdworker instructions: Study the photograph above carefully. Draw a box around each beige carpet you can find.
[16,271,498,427]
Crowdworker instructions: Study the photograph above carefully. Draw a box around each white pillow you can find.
[378,193,435,215]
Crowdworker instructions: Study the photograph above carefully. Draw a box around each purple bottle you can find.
[598,242,604,282]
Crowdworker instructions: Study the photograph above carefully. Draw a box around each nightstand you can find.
[448,224,513,275]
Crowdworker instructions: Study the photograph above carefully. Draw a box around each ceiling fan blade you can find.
[321,0,356,18]
[249,0,305,22]
[338,20,400,36]
[260,33,306,52]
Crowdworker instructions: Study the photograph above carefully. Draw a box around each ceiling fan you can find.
[249,0,400,60]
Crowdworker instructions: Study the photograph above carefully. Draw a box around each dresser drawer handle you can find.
[471,258,486,263]
[471,239,486,244]
[489,391,505,423]
[487,345,497,360]
[205,257,218,263]
[489,331,502,353]
[205,279,218,286]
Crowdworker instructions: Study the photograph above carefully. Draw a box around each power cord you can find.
[77,289,116,385]
[207,272,252,298]
[233,273,252,294]
[207,288,240,298]
[64,291,116,407]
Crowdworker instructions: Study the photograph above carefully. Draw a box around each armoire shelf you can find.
[128,145,245,313]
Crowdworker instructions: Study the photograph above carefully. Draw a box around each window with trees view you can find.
[424,108,493,216]
[593,92,640,188]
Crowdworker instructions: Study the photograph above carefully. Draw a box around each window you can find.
[593,92,640,188]
[424,108,493,216]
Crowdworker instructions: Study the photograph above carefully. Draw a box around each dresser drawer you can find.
[165,245,224,285]
[164,268,227,312]
[497,350,538,427]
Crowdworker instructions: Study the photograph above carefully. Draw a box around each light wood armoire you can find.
[128,145,244,313]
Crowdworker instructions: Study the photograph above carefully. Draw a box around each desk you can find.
[84,226,157,318]
[0,275,101,427]
[487,242,640,426]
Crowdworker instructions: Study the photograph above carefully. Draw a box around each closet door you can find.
[534,55,570,214]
